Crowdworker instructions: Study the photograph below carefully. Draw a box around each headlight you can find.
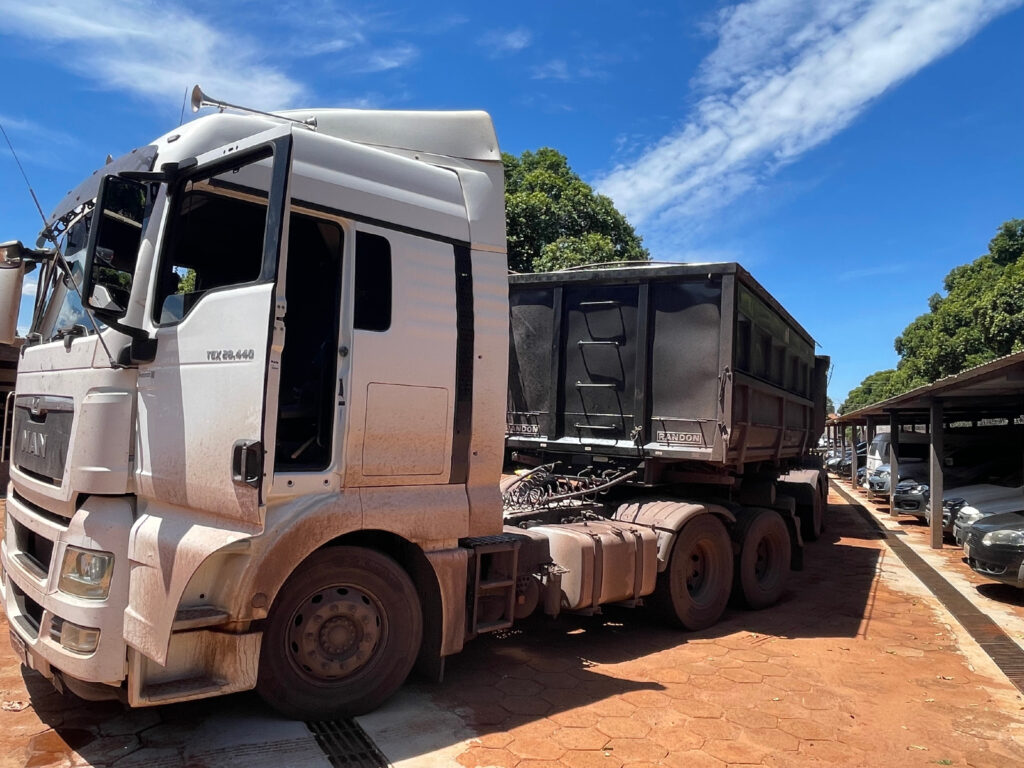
[982,530,1024,547]
[958,507,984,525]
[58,547,114,599]
[879,471,890,480]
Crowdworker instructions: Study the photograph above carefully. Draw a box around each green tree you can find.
[891,218,1024,389]
[825,395,835,415]
[840,369,898,414]
[504,148,648,272]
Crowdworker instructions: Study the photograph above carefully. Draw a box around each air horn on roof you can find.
[190,85,316,128]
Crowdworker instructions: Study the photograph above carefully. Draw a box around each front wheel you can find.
[650,515,733,631]
[257,546,422,720]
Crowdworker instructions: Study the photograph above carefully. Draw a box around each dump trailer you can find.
[0,90,827,722]
[499,263,829,632]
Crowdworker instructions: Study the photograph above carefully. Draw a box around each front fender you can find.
[125,502,253,665]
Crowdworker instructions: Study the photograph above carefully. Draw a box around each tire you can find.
[801,487,824,541]
[257,546,422,720]
[650,515,733,631]
[736,509,791,610]
[818,479,828,534]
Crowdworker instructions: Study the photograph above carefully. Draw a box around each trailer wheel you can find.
[801,487,824,541]
[651,515,733,631]
[736,509,791,610]
[257,546,422,720]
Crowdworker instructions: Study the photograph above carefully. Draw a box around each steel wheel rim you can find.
[754,537,772,581]
[286,584,386,684]
[684,540,713,603]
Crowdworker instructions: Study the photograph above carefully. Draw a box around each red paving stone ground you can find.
[3,489,1024,767]
[435,485,1024,767]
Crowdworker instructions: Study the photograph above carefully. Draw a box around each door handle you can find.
[232,440,263,488]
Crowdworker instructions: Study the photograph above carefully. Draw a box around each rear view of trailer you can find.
[506,263,828,476]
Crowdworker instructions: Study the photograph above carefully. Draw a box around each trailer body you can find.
[506,264,829,477]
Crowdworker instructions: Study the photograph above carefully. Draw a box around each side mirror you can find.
[0,241,33,345]
[84,175,147,321]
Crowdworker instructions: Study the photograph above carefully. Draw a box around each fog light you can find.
[60,621,100,654]
[58,547,114,599]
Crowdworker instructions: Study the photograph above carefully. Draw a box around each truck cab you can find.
[1,109,509,717]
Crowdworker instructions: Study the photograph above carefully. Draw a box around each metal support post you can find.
[850,422,859,488]
[889,412,900,516]
[928,400,945,549]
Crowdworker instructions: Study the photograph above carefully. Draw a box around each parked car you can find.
[867,464,926,498]
[835,443,867,476]
[866,432,929,476]
[895,462,1021,526]
[963,511,1024,589]
[951,482,1024,545]
[893,479,930,517]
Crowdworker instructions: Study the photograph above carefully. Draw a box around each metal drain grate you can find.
[306,719,391,767]
[832,481,1024,694]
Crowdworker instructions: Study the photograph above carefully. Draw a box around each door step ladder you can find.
[460,534,522,635]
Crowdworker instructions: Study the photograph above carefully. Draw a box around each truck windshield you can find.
[31,211,99,342]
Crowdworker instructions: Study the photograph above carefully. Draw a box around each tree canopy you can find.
[891,218,1024,392]
[841,218,1024,413]
[839,369,897,414]
[503,148,649,273]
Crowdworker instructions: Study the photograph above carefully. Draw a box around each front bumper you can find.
[964,532,1024,588]
[893,495,926,517]
[2,489,133,686]
[867,477,890,497]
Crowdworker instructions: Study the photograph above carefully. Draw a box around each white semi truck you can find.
[0,90,827,720]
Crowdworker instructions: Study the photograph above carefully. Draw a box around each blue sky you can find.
[1,0,1022,407]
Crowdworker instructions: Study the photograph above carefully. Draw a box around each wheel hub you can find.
[288,587,383,680]
[754,539,771,580]
[686,546,708,595]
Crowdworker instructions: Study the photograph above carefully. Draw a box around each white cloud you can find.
[595,0,1023,232]
[21,271,39,299]
[532,59,571,81]
[481,27,532,56]
[354,45,419,74]
[0,0,305,110]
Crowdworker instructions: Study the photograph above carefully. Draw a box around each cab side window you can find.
[153,155,270,324]
[354,232,392,332]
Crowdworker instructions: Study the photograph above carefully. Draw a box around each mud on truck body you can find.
[0,97,827,721]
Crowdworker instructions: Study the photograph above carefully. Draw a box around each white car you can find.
[946,484,1024,543]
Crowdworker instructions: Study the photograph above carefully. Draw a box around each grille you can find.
[13,519,54,574]
[972,558,1008,576]
[10,582,43,636]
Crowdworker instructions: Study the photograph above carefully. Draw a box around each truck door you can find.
[136,127,293,529]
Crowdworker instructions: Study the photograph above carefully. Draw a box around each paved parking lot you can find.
[3,489,1024,767]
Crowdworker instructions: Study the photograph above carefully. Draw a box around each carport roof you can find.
[832,350,1024,424]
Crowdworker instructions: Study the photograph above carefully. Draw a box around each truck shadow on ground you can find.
[17,501,883,767]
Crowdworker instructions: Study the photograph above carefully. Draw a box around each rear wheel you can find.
[736,509,791,609]
[257,546,422,720]
[801,487,824,541]
[651,515,733,631]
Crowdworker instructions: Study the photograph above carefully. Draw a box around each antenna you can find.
[179,85,189,127]
[0,121,49,229]
[0,120,120,368]
[190,84,316,128]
